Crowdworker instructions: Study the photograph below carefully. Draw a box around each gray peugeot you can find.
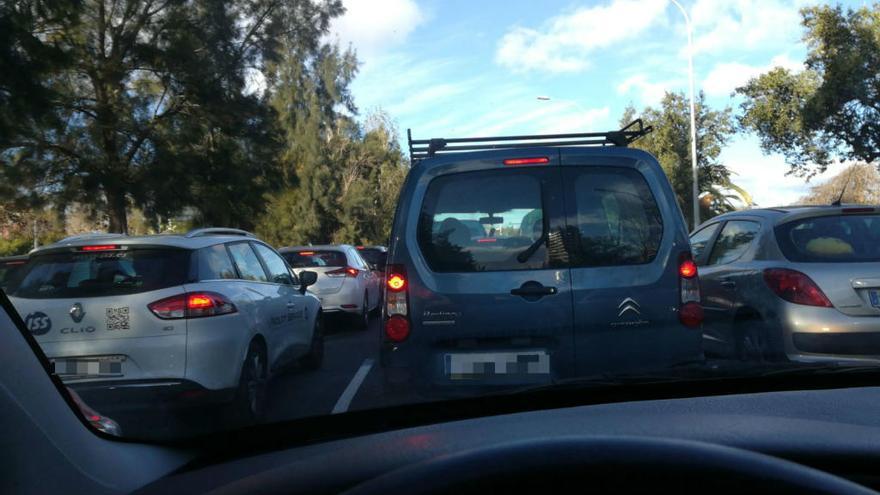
[692,205,880,363]
[380,121,705,394]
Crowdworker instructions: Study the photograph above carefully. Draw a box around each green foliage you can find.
[622,92,749,227]
[737,4,880,177]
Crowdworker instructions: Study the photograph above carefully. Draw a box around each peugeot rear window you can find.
[283,250,347,268]
[9,248,191,299]
[417,169,551,272]
[775,215,880,262]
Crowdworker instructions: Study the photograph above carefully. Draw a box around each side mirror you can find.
[298,270,318,295]
[274,274,293,285]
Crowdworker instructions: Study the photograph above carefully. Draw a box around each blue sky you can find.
[329,0,868,206]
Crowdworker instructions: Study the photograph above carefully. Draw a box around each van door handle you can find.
[510,284,557,297]
[720,280,737,289]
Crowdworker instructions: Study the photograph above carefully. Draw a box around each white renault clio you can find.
[5,228,322,422]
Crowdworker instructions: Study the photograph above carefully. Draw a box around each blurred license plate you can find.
[444,351,550,380]
[52,356,125,378]
[870,290,880,309]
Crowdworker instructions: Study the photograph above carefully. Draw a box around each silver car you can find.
[691,206,880,363]
[280,245,382,329]
[5,229,323,421]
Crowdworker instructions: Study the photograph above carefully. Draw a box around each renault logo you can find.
[69,303,86,323]
[617,297,641,317]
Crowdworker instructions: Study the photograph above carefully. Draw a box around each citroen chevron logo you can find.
[617,297,641,318]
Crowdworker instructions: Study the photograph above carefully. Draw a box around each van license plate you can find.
[444,351,550,380]
[870,290,880,309]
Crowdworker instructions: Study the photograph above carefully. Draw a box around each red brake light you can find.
[679,259,697,278]
[385,315,410,342]
[476,238,497,243]
[503,157,549,166]
[679,302,704,328]
[763,268,833,307]
[80,245,119,252]
[149,292,237,319]
[356,246,365,250]
[327,266,359,278]
[347,267,359,277]
[387,273,406,292]
[299,251,315,256]
[4,260,26,266]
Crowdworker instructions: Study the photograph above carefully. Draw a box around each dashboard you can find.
[135,386,880,494]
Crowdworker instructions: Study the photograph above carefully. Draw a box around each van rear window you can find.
[563,167,663,267]
[417,169,550,272]
[9,249,191,299]
[775,214,880,262]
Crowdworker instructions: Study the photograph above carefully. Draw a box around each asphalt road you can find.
[265,312,407,422]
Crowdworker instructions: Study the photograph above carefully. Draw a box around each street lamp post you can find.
[669,0,700,228]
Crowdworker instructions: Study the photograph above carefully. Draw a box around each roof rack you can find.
[185,228,255,238]
[407,119,653,160]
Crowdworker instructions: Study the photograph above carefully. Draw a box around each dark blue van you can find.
[381,121,704,395]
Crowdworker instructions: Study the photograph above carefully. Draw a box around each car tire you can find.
[300,312,325,370]
[234,340,268,424]
[736,316,784,363]
[354,293,369,330]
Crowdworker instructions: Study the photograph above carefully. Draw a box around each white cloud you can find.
[702,54,802,97]
[721,136,846,207]
[330,0,425,59]
[495,0,667,73]
[690,0,805,56]
[616,74,679,106]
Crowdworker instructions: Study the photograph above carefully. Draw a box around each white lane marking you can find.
[332,358,374,414]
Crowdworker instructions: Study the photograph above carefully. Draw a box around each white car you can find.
[6,228,322,422]
[280,245,381,329]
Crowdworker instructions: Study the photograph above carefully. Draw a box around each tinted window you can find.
[358,248,387,268]
[197,244,237,280]
[708,221,761,265]
[563,167,663,267]
[418,169,550,272]
[775,214,880,262]
[690,223,720,265]
[227,243,268,282]
[10,249,190,299]
[253,243,293,284]
[0,260,27,290]
[283,250,347,268]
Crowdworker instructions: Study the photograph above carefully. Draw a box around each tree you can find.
[0,0,344,232]
[799,163,880,205]
[737,4,880,177]
[622,92,751,228]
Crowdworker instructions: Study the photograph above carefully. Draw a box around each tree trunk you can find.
[106,189,128,234]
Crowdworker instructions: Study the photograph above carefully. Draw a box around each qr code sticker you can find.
[106,307,130,331]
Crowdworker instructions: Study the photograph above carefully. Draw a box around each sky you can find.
[328,0,868,207]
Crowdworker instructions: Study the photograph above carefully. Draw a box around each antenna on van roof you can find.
[407,119,653,162]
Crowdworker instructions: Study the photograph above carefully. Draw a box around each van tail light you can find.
[763,268,833,307]
[678,252,703,328]
[326,266,359,278]
[149,292,237,319]
[384,264,410,342]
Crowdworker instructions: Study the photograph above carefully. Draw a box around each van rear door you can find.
[410,150,574,387]
[560,150,701,376]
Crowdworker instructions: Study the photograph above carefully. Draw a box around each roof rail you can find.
[184,227,255,238]
[55,232,128,244]
[407,119,653,160]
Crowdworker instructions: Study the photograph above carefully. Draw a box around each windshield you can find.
[776,215,880,262]
[3,0,880,443]
[283,250,347,268]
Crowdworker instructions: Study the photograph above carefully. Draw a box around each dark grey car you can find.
[692,206,880,363]
[380,123,704,395]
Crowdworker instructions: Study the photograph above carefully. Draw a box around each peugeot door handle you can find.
[720,280,737,289]
[510,286,557,297]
